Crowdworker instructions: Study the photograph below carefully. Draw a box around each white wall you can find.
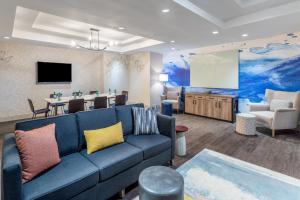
[0,42,103,122]
[103,52,129,93]
[128,52,151,106]
[150,52,163,106]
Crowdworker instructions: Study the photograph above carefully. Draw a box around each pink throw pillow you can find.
[15,123,61,183]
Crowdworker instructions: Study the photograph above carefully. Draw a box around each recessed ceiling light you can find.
[3,36,10,39]
[162,9,170,13]
[212,31,219,35]
[171,47,176,50]
[242,34,248,37]
[170,40,175,43]
[70,40,77,47]
[118,27,125,30]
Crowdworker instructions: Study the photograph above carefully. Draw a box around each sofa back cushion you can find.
[15,115,79,157]
[76,108,117,149]
[115,103,144,135]
[270,99,293,111]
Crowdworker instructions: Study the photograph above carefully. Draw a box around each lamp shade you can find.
[159,73,169,82]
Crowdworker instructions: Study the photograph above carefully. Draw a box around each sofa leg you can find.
[118,189,125,198]
[169,160,173,166]
[272,129,275,138]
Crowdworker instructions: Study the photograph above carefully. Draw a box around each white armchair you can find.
[248,89,300,137]
[160,86,182,113]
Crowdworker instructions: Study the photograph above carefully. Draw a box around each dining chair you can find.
[65,99,85,114]
[28,99,50,119]
[114,95,126,106]
[89,96,107,110]
[49,94,65,116]
[89,91,98,95]
[121,91,129,102]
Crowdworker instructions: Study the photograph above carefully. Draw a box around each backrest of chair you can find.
[94,96,107,109]
[50,94,54,98]
[89,91,98,95]
[121,91,129,101]
[115,95,126,106]
[27,99,35,112]
[68,99,85,113]
[265,89,300,110]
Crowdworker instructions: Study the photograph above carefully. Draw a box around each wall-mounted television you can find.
[37,62,72,83]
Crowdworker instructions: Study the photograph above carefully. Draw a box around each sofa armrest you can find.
[248,103,270,112]
[2,133,22,200]
[273,109,299,130]
[157,113,176,159]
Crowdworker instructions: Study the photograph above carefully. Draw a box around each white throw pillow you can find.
[270,99,293,111]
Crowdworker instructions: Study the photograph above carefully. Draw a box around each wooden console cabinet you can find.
[185,93,237,122]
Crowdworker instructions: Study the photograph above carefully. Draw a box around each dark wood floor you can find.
[1,114,300,200]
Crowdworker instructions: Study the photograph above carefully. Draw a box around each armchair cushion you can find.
[270,99,292,111]
[248,103,270,112]
[250,111,274,127]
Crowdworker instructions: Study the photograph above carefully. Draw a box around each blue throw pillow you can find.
[132,107,160,135]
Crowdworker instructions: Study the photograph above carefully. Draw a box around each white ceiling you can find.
[0,0,300,53]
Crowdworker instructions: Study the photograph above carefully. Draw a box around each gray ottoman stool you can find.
[139,166,184,200]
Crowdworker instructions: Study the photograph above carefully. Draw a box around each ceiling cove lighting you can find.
[242,33,248,37]
[3,36,10,39]
[170,40,175,43]
[162,9,170,13]
[212,31,219,35]
[118,27,125,30]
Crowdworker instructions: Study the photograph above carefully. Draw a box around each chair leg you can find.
[32,113,35,119]
[272,129,276,138]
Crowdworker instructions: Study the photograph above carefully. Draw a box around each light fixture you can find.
[159,73,169,84]
[118,27,125,30]
[171,47,176,50]
[242,33,248,37]
[72,28,119,51]
[212,31,219,35]
[170,40,175,43]
[3,36,10,40]
[162,9,170,13]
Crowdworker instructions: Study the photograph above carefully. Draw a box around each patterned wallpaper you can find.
[0,42,103,121]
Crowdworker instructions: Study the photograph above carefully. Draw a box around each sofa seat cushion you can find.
[126,135,171,159]
[81,143,143,181]
[23,153,99,200]
[250,111,274,127]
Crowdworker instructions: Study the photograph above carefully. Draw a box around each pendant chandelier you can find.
[72,28,118,51]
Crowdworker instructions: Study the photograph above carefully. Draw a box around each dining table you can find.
[44,93,116,115]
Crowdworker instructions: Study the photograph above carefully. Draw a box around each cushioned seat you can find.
[126,135,171,159]
[81,143,143,181]
[23,153,99,200]
[251,111,274,127]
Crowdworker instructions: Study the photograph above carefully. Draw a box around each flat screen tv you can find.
[37,62,72,83]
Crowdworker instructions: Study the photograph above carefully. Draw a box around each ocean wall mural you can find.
[163,32,300,111]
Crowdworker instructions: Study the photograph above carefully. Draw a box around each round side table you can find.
[139,166,184,200]
[176,125,189,156]
[236,113,256,136]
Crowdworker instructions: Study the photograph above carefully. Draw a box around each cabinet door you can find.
[195,96,206,116]
[218,98,232,121]
[185,94,195,114]
[206,97,219,118]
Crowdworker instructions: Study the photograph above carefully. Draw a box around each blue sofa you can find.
[2,104,175,200]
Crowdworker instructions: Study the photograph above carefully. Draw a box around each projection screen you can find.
[190,50,239,89]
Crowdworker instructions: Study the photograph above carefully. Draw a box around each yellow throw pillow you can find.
[84,122,124,154]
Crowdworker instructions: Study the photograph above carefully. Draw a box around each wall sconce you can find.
[159,73,168,85]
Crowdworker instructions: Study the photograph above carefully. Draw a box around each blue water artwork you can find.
[177,149,300,200]
[163,42,300,103]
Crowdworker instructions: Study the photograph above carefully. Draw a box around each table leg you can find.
[176,132,186,156]
[55,104,58,116]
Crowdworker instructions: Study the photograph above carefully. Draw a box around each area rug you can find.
[176,149,300,200]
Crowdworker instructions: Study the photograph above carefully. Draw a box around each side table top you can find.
[176,125,188,133]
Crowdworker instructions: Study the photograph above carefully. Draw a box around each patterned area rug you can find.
[177,149,300,200]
